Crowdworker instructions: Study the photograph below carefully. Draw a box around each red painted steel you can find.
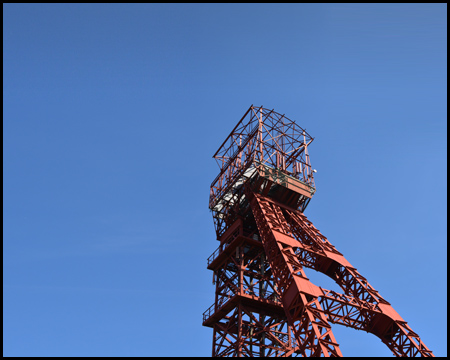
[209,106,315,239]
[204,105,434,357]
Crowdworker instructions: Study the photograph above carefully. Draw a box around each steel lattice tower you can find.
[202,105,434,357]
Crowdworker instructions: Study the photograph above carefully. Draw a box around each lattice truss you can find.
[248,193,433,357]
[212,306,299,357]
[204,229,303,357]
[204,106,433,357]
[204,198,433,356]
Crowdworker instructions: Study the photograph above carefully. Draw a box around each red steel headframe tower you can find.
[202,105,433,357]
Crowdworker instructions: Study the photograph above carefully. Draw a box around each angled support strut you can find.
[249,192,434,357]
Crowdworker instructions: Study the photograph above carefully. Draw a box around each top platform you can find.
[210,105,316,212]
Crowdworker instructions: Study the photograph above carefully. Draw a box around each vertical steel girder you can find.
[249,193,434,357]
[212,304,299,357]
[207,236,303,357]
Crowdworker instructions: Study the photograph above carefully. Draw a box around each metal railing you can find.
[202,288,282,324]
[207,229,258,267]
[203,294,234,323]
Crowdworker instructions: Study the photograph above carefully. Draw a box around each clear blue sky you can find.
[3,4,447,357]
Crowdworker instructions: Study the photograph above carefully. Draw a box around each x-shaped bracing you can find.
[250,192,434,357]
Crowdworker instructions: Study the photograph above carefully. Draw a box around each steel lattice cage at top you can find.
[210,105,316,208]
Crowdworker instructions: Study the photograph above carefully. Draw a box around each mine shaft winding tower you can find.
[202,105,433,357]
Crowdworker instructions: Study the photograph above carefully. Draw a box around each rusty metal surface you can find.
[204,106,434,357]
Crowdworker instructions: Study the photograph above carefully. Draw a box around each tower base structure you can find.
[203,105,433,357]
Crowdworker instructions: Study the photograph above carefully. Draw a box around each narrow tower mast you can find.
[203,105,433,357]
